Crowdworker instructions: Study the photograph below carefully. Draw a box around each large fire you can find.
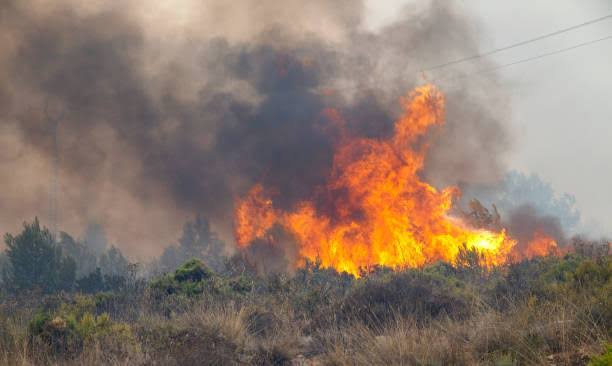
[234,85,556,276]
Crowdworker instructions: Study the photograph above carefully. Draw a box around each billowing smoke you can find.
[0,0,512,257]
[505,204,566,254]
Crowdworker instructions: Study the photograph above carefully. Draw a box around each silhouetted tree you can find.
[160,215,225,272]
[4,218,76,292]
[58,232,97,277]
[83,222,108,255]
[464,170,581,233]
[0,252,10,291]
[99,246,129,277]
[76,267,105,293]
[56,255,77,291]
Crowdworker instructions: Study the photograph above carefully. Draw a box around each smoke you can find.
[0,0,512,257]
[463,170,581,235]
[505,204,567,252]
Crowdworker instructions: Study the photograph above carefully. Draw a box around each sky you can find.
[366,0,612,237]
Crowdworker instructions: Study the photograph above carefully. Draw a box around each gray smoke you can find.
[0,0,512,257]
[505,204,567,252]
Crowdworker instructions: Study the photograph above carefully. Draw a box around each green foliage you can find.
[148,259,254,318]
[76,268,105,293]
[76,267,127,294]
[573,259,611,289]
[174,258,213,282]
[149,259,216,305]
[1,236,610,364]
[4,218,76,292]
[56,256,77,291]
[0,252,9,290]
[588,344,612,366]
[27,295,138,359]
[337,267,475,326]
[287,260,353,317]
[99,246,130,277]
[150,258,252,300]
[57,232,97,277]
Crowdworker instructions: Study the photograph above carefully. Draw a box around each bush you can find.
[29,311,83,359]
[589,344,612,366]
[1,252,609,364]
[149,259,216,299]
[174,258,214,282]
[149,259,255,316]
[336,268,475,326]
[27,295,138,360]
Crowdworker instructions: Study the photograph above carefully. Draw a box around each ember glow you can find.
[234,85,556,276]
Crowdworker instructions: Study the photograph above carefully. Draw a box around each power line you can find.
[424,14,612,71]
[432,34,612,83]
[27,31,612,142]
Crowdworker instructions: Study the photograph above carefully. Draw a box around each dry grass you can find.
[0,254,610,365]
[1,297,608,366]
[316,300,608,366]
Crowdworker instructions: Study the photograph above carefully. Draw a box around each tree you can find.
[56,255,77,291]
[83,222,108,255]
[0,252,10,291]
[99,246,129,277]
[57,232,97,277]
[159,245,181,272]
[76,268,104,293]
[4,218,75,292]
[160,215,226,272]
[464,170,581,233]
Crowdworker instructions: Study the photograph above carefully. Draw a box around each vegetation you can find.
[3,219,76,293]
[0,219,610,365]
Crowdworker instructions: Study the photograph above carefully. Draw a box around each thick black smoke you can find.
[0,0,512,255]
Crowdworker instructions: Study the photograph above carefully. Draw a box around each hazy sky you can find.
[367,0,612,237]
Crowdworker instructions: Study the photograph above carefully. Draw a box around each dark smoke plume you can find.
[0,0,511,257]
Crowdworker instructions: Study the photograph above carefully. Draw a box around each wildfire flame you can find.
[234,85,557,276]
[522,231,560,259]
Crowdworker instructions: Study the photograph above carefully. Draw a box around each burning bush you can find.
[234,85,563,276]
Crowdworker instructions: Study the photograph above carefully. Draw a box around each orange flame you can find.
[234,85,553,276]
[521,232,560,260]
[234,184,277,245]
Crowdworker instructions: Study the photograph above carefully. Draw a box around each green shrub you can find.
[149,259,214,298]
[336,268,475,326]
[27,295,138,360]
[174,258,213,282]
[28,311,83,359]
[589,344,612,366]
[148,258,258,318]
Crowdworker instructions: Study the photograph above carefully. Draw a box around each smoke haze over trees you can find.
[0,0,515,257]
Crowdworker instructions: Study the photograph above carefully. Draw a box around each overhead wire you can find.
[429,34,612,83]
[423,13,612,71]
[29,13,612,130]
